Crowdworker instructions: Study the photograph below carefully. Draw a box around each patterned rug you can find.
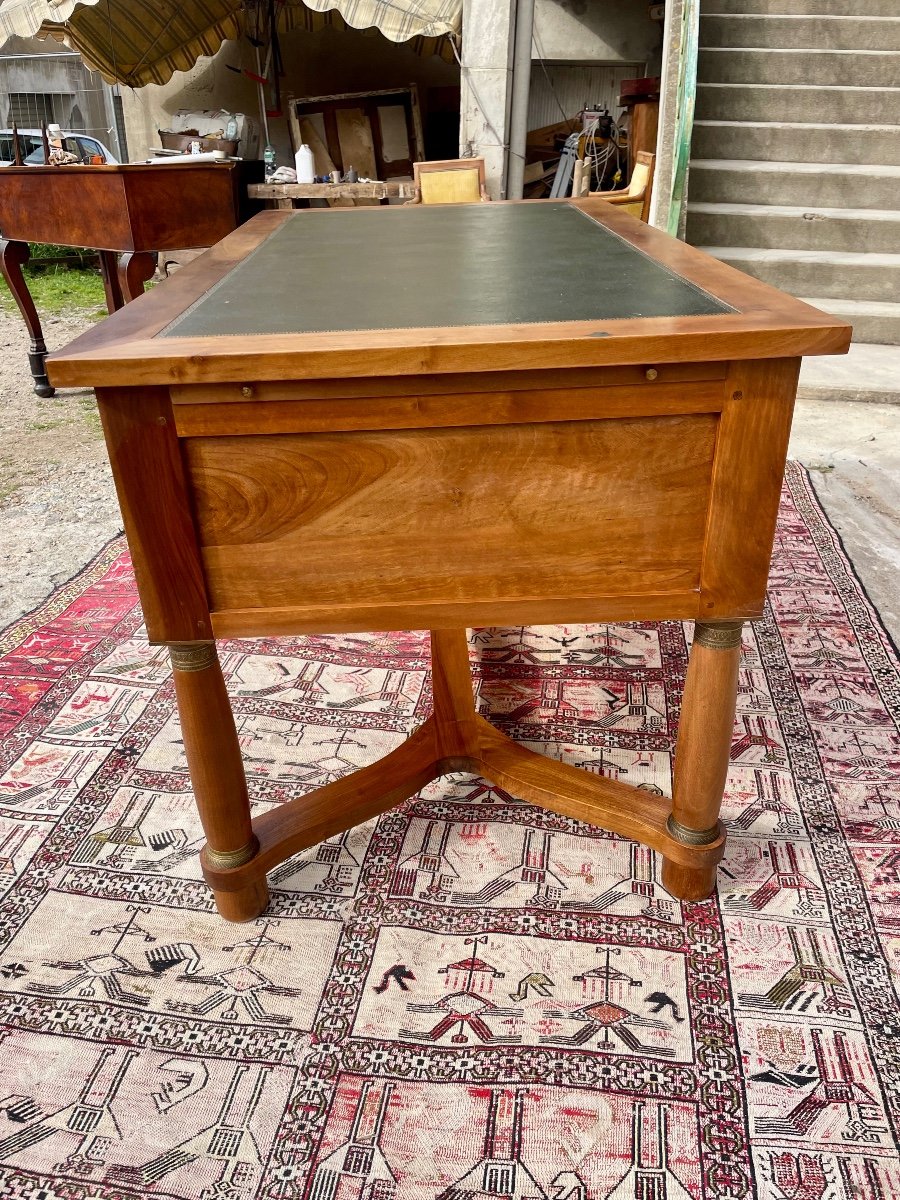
[0,461,898,1200]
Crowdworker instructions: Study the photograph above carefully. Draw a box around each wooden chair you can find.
[406,157,490,205]
[590,150,655,222]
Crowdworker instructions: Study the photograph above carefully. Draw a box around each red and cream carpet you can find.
[0,462,898,1199]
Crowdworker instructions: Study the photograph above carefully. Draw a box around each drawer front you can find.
[184,413,718,632]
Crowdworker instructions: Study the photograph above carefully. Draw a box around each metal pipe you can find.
[505,0,535,200]
[255,44,270,148]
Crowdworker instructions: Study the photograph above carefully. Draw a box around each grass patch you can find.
[0,263,106,316]
[30,268,105,315]
[26,419,64,432]
[77,395,101,429]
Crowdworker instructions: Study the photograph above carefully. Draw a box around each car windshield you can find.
[23,137,97,164]
[0,134,41,162]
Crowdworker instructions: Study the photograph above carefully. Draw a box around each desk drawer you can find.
[183,413,718,634]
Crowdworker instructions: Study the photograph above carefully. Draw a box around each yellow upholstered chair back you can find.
[589,151,655,223]
[626,153,653,199]
[410,158,489,204]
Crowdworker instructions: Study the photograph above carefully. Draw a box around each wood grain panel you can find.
[0,169,132,249]
[184,415,718,621]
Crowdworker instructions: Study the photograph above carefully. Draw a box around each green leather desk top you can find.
[162,203,733,339]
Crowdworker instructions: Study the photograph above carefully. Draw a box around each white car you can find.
[0,129,119,166]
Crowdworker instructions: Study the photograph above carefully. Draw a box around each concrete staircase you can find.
[686,0,900,344]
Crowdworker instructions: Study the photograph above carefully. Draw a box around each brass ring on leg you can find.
[169,642,218,672]
[204,839,259,870]
[693,621,744,651]
[666,814,721,847]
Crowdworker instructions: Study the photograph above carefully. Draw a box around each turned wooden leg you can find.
[118,251,157,303]
[169,642,269,921]
[0,238,54,397]
[661,620,743,901]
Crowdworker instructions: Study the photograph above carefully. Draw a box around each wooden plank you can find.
[335,108,379,206]
[172,381,725,437]
[298,117,337,176]
[250,181,414,200]
[699,357,801,616]
[293,86,422,105]
[408,83,425,161]
[297,118,349,209]
[96,386,212,643]
[184,414,717,618]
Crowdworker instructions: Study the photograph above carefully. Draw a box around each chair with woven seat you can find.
[590,150,655,222]
[406,157,490,205]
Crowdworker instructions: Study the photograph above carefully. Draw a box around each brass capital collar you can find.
[169,642,217,673]
[666,814,721,847]
[204,839,258,870]
[693,621,744,651]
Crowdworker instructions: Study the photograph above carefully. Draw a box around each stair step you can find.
[689,159,900,209]
[693,1,900,349]
[799,298,900,345]
[698,47,900,87]
[692,121,900,166]
[696,82,900,125]
[797,342,900,403]
[700,14,900,51]
[699,245,900,303]
[705,0,900,15]
[686,203,900,254]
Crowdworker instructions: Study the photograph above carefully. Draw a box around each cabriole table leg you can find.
[661,620,744,901]
[98,251,126,313]
[118,251,157,303]
[168,641,269,921]
[0,238,54,397]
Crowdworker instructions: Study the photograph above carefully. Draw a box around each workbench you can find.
[0,160,262,395]
[248,180,417,207]
[47,200,850,922]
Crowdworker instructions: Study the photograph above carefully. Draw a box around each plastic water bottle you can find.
[264,143,276,181]
[295,143,314,183]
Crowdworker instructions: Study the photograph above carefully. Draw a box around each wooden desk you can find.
[47,200,850,922]
[0,161,262,395]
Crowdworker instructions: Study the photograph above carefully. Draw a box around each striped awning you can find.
[0,0,460,87]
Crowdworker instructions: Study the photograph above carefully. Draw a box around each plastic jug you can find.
[295,144,315,183]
